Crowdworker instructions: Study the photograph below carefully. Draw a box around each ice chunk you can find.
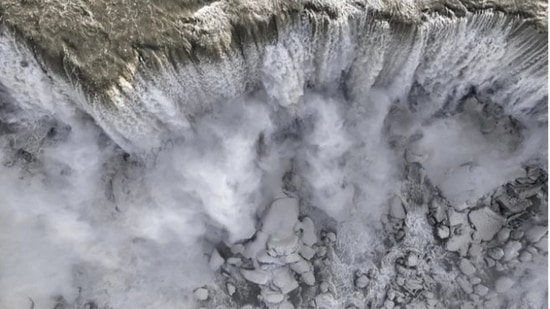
[468,207,504,241]
[241,268,271,285]
[495,276,514,293]
[406,253,418,267]
[446,230,472,256]
[299,245,317,260]
[437,225,450,239]
[226,282,236,296]
[474,285,489,296]
[459,259,476,276]
[456,276,473,294]
[389,195,406,219]
[278,301,294,309]
[497,228,511,244]
[355,275,369,289]
[300,217,317,246]
[519,251,532,262]
[290,257,310,274]
[468,243,482,257]
[301,271,316,286]
[525,226,547,243]
[208,249,224,271]
[193,288,209,301]
[326,232,337,243]
[503,241,522,261]
[534,236,548,252]
[262,197,299,238]
[258,250,285,265]
[272,267,299,294]
[262,289,285,304]
[267,234,300,256]
[283,253,301,264]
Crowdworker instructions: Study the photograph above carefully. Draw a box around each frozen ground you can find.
[0,3,547,309]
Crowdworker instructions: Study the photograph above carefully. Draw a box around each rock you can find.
[272,268,299,294]
[474,285,489,296]
[384,300,395,309]
[193,288,209,301]
[459,258,476,276]
[495,276,514,293]
[241,268,271,285]
[389,195,407,219]
[226,282,236,296]
[497,228,511,244]
[488,248,504,260]
[503,241,522,261]
[355,275,369,289]
[457,276,473,294]
[299,245,317,260]
[301,271,316,286]
[525,226,547,243]
[300,217,317,246]
[437,225,450,239]
[468,207,505,241]
[208,249,225,271]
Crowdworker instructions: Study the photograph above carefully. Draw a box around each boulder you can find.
[468,207,505,241]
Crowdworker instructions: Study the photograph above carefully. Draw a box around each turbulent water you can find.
[0,10,547,309]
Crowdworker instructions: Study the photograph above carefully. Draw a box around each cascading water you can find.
[0,6,547,309]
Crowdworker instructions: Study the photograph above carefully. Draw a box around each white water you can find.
[0,12,546,309]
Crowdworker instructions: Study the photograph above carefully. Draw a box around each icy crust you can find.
[57,12,548,154]
[0,0,546,97]
[0,9,546,154]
